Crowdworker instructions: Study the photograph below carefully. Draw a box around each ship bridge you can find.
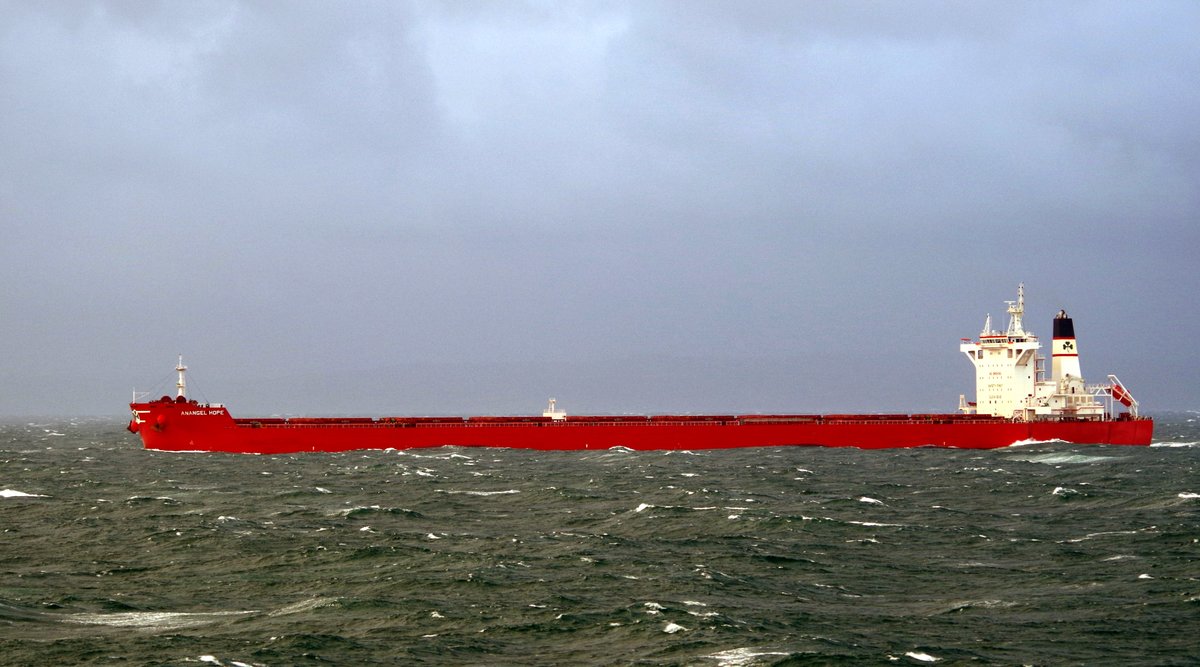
[960,285,1041,420]
[959,285,1120,422]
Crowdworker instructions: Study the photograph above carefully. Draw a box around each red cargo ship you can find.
[127,286,1152,453]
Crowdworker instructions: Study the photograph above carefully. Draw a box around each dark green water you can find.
[2,415,1198,665]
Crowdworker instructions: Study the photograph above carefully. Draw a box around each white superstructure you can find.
[176,354,187,399]
[959,285,1132,421]
[543,398,567,420]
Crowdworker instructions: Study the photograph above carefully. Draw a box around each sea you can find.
[2,415,1198,666]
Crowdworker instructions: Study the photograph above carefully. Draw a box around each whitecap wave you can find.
[267,597,340,617]
[1008,438,1066,447]
[335,505,375,516]
[198,656,256,667]
[1013,452,1119,465]
[1,489,47,498]
[703,648,792,666]
[64,610,255,630]
[436,489,520,496]
[1065,529,1140,542]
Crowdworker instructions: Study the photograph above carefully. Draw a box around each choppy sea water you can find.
[2,415,1198,666]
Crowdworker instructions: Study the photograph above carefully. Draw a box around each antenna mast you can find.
[175,355,187,399]
[1006,283,1026,336]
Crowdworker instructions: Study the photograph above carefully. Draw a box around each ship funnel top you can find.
[1053,309,1075,339]
[1050,306,1082,383]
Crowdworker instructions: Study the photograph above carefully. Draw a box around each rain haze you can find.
[1,1,1196,417]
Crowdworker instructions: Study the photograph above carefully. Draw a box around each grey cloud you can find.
[0,1,1196,416]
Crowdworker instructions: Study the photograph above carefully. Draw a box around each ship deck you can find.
[231,413,1016,429]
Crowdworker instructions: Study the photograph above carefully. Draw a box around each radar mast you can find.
[176,355,187,399]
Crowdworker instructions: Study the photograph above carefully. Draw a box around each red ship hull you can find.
[128,398,1153,454]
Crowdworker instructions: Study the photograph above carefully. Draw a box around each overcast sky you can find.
[1,1,1196,417]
